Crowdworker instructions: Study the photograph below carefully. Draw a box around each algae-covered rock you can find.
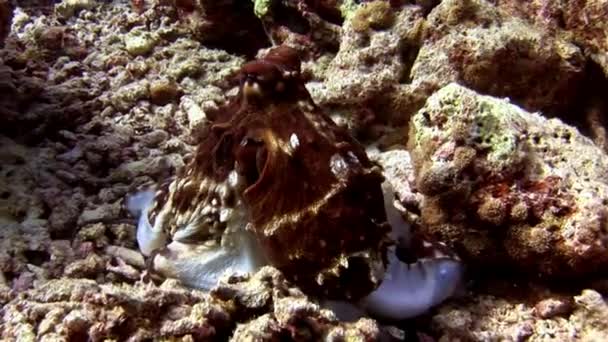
[124,27,157,56]
[409,83,608,278]
[350,1,395,33]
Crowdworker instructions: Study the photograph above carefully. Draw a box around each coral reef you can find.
[1,0,607,339]
[409,82,608,278]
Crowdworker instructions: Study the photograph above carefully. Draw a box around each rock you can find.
[139,129,169,148]
[534,297,573,319]
[491,0,608,77]
[409,83,608,277]
[1,267,382,340]
[0,278,234,340]
[123,27,157,56]
[432,289,608,341]
[350,1,395,33]
[110,155,183,181]
[215,267,382,341]
[309,4,425,127]
[110,80,150,112]
[48,195,84,236]
[412,0,585,116]
[54,0,95,19]
[149,79,180,105]
[181,96,210,136]
[63,253,105,278]
[77,202,121,226]
[159,38,243,83]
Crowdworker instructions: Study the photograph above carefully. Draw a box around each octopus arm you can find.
[126,190,167,256]
[151,230,265,290]
[359,183,464,320]
[360,250,463,320]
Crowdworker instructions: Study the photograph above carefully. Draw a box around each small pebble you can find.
[149,79,180,105]
[534,297,573,319]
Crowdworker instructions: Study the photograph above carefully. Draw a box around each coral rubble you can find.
[1,267,382,340]
[432,289,608,341]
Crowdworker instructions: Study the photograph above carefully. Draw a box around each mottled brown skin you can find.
[151,46,391,299]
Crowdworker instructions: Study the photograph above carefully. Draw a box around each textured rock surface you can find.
[413,0,586,116]
[492,0,608,77]
[432,289,608,341]
[309,3,423,108]
[409,82,608,277]
[307,2,425,131]
[1,0,608,339]
[0,267,382,340]
[218,268,381,341]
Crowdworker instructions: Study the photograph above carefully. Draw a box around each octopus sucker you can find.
[127,45,464,320]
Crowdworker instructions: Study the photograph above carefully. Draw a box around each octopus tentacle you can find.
[358,183,464,320]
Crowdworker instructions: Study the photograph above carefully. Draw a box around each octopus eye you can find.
[242,78,263,99]
[236,137,268,187]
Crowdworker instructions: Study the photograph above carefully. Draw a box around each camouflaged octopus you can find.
[127,46,463,320]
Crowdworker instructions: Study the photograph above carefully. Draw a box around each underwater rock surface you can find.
[0,0,607,340]
[409,82,608,278]
[1,267,382,340]
[433,288,608,341]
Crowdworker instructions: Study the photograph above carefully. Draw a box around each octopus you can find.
[127,45,463,321]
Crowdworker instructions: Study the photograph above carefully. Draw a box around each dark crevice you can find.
[49,226,77,240]
[274,2,312,35]
[197,1,272,59]
[407,0,441,17]
[398,41,421,84]
[23,250,51,266]
[560,60,608,147]
[304,0,344,26]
